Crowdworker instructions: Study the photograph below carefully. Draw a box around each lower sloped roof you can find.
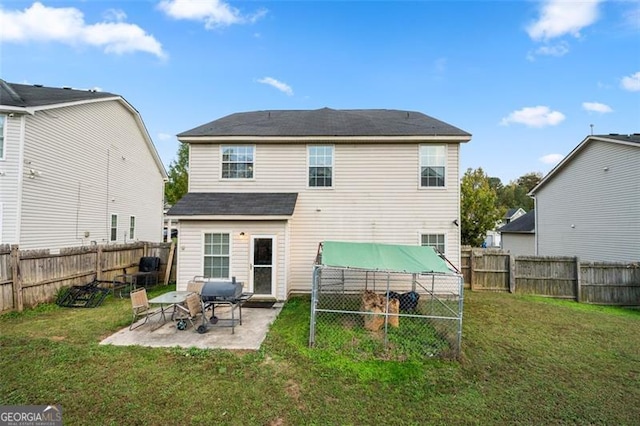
[318,241,455,275]
[166,192,298,216]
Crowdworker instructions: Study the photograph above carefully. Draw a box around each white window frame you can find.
[419,144,446,188]
[203,232,231,279]
[307,145,334,188]
[220,145,255,180]
[0,114,6,160]
[110,214,118,242]
[129,216,136,240]
[421,233,446,255]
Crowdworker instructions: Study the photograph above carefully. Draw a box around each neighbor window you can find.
[204,233,230,279]
[110,214,118,242]
[129,216,136,239]
[420,145,445,187]
[308,145,333,187]
[221,146,254,179]
[0,115,5,159]
[421,233,445,254]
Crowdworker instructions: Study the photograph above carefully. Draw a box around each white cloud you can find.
[582,102,613,113]
[103,9,127,23]
[0,2,166,58]
[500,106,566,128]
[257,77,293,96]
[157,133,173,141]
[527,0,602,41]
[539,153,564,165]
[529,41,570,60]
[158,0,266,29]
[621,71,640,92]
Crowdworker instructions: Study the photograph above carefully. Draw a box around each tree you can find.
[460,167,500,247]
[491,172,542,213]
[164,143,189,205]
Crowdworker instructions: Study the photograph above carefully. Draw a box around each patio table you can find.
[148,291,193,330]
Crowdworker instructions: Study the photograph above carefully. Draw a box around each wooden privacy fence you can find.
[0,242,175,312]
[461,247,640,306]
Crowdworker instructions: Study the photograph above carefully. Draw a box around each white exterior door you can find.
[250,235,276,297]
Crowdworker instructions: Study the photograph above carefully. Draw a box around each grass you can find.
[1,289,639,425]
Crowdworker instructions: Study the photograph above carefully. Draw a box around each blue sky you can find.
[1,0,638,183]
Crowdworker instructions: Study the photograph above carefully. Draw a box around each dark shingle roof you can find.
[498,210,535,233]
[504,208,523,219]
[596,133,640,144]
[179,108,471,138]
[0,80,117,108]
[167,193,298,216]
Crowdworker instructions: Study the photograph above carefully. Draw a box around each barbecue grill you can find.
[196,277,253,334]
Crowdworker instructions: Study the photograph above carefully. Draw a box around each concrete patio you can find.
[100,303,283,350]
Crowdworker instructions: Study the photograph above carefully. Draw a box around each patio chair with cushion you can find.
[174,292,203,331]
[130,288,157,330]
[186,279,205,295]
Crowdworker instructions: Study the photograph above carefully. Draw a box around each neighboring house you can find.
[498,209,535,256]
[529,133,640,263]
[0,80,167,250]
[485,207,526,247]
[167,108,471,299]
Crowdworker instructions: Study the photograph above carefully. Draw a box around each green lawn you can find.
[1,288,638,425]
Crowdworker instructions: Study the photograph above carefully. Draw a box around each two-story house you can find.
[167,108,471,299]
[0,80,167,250]
[529,133,639,263]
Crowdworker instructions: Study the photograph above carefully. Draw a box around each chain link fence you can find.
[309,267,463,360]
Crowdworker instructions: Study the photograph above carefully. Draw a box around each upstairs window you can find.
[0,115,5,159]
[308,145,333,187]
[421,233,445,255]
[420,145,445,187]
[110,214,118,242]
[129,216,136,239]
[221,146,254,179]
[204,233,230,279]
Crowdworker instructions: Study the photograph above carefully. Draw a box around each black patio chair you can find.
[134,257,161,288]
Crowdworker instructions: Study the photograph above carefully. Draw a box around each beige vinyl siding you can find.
[18,100,165,250]
[188,141,461,292]
[0,114,24,244]
[176,220,288,299]
[536,141,640,262]
[501,234,535,256]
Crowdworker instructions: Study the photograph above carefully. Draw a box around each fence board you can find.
[462,248,639,306]
[0,241,173,312]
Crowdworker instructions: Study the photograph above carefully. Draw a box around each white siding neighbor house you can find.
[530,134,640,263]
[498,209,535,256]
[0,80,167,250]
[485,207,526,247]
[167,108,471,299]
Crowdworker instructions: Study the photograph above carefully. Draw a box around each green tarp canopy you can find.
[318,241,454,275]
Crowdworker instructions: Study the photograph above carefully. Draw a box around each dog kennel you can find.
[310,241,464,360]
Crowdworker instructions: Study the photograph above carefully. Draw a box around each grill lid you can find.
[201,278,243,301]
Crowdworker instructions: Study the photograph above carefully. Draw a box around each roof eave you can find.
[178,135,472,143]
[166,215,293,220]
[529,135,639,196]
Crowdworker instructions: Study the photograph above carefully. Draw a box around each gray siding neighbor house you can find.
[498,209,535,256]
[0,80,167,250]
[167,108,471,299]
[529,134,640,263]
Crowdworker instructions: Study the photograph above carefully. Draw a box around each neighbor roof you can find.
[530,134,640,196]
[498,210,535,233]
[178,108,471,139]
[166,193,298,217]
[0,80,117,109]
